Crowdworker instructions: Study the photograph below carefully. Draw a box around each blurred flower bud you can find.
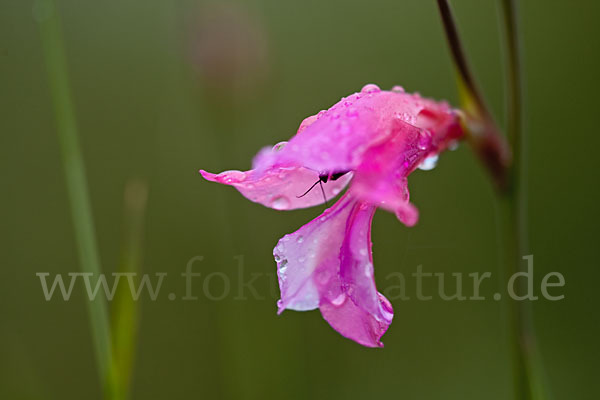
[189,3,269,97]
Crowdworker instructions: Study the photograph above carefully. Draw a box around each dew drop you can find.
[418,155,439,171]
[361,83,381,94]
[278,259,288,274]
[296,235,304,243]
[364,262,374,278]
[448,140,459,151]
[391,85,405,93]
[221,170,246,183]
[273,141,287,152]
[359,248,368,256]
[331,293,346,306]
[271,196,290,210]
[417,130,432,151]
[397,112,416,124]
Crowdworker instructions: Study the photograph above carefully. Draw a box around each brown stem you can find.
[436,0,511,191]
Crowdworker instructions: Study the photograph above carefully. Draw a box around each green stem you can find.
[36,0,112,390]
[107,180,147,400]
[436,1,547,399]
[500,1,547,399]
[436,0,511,192]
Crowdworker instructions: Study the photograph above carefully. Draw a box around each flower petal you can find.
[263,85,461,175]
[319,292,393,348]
[274,194,355,311]
[319,201,393,347]
[199,166,351,211]
[348,118,423,225]
[274,194,393,347]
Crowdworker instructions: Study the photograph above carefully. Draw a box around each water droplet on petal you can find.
[273,141,287,152]
[359,248,368,256]
[296,235,304,243]
[364,262,374,278]
[418,155,439,171]
[448,140,459,151]
[278,259,288,274]
[417,130,432,151]
[397,112,416,124]
[274,254,281,262]
[361,83,381,94]
[331,293,346,306]
[391,85,405,93]
[220,170,246,183]
[271,196,290,210]
[346,107,358,118]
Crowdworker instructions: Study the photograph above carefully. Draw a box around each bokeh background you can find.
[2,0,599,399]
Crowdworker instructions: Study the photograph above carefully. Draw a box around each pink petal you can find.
[348,118,424,225]
[275,193,393,347]
[262,84,461,174]
[199,165,351,211]
[274,194,355,312]
[320,292,393,348]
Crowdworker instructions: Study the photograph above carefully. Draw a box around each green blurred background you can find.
[2,0,599,399]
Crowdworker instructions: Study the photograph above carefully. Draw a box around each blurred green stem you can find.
[500,1,547,399]
[436,1,546,399]
[107,180,147,400]
[436,0,510,191]
[36,0,112,391]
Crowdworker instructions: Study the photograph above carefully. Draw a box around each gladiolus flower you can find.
[200,84,463,347]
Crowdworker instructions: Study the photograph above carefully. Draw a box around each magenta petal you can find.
[266,86,461,174]
[349,118,424,224]
[275,194,355,312]
[339,203,392,324]
[320,292,393,348]
[275,194,393,347]
[321,202,393,347]
[199,166,351,211]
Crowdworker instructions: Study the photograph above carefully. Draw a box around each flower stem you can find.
[436,1,548,399]
[36,0,112,391]
[436,0,511,191]
[500,1,548,399]
[107,180,148,400]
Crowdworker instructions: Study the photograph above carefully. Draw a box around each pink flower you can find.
[200,84,463,347]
